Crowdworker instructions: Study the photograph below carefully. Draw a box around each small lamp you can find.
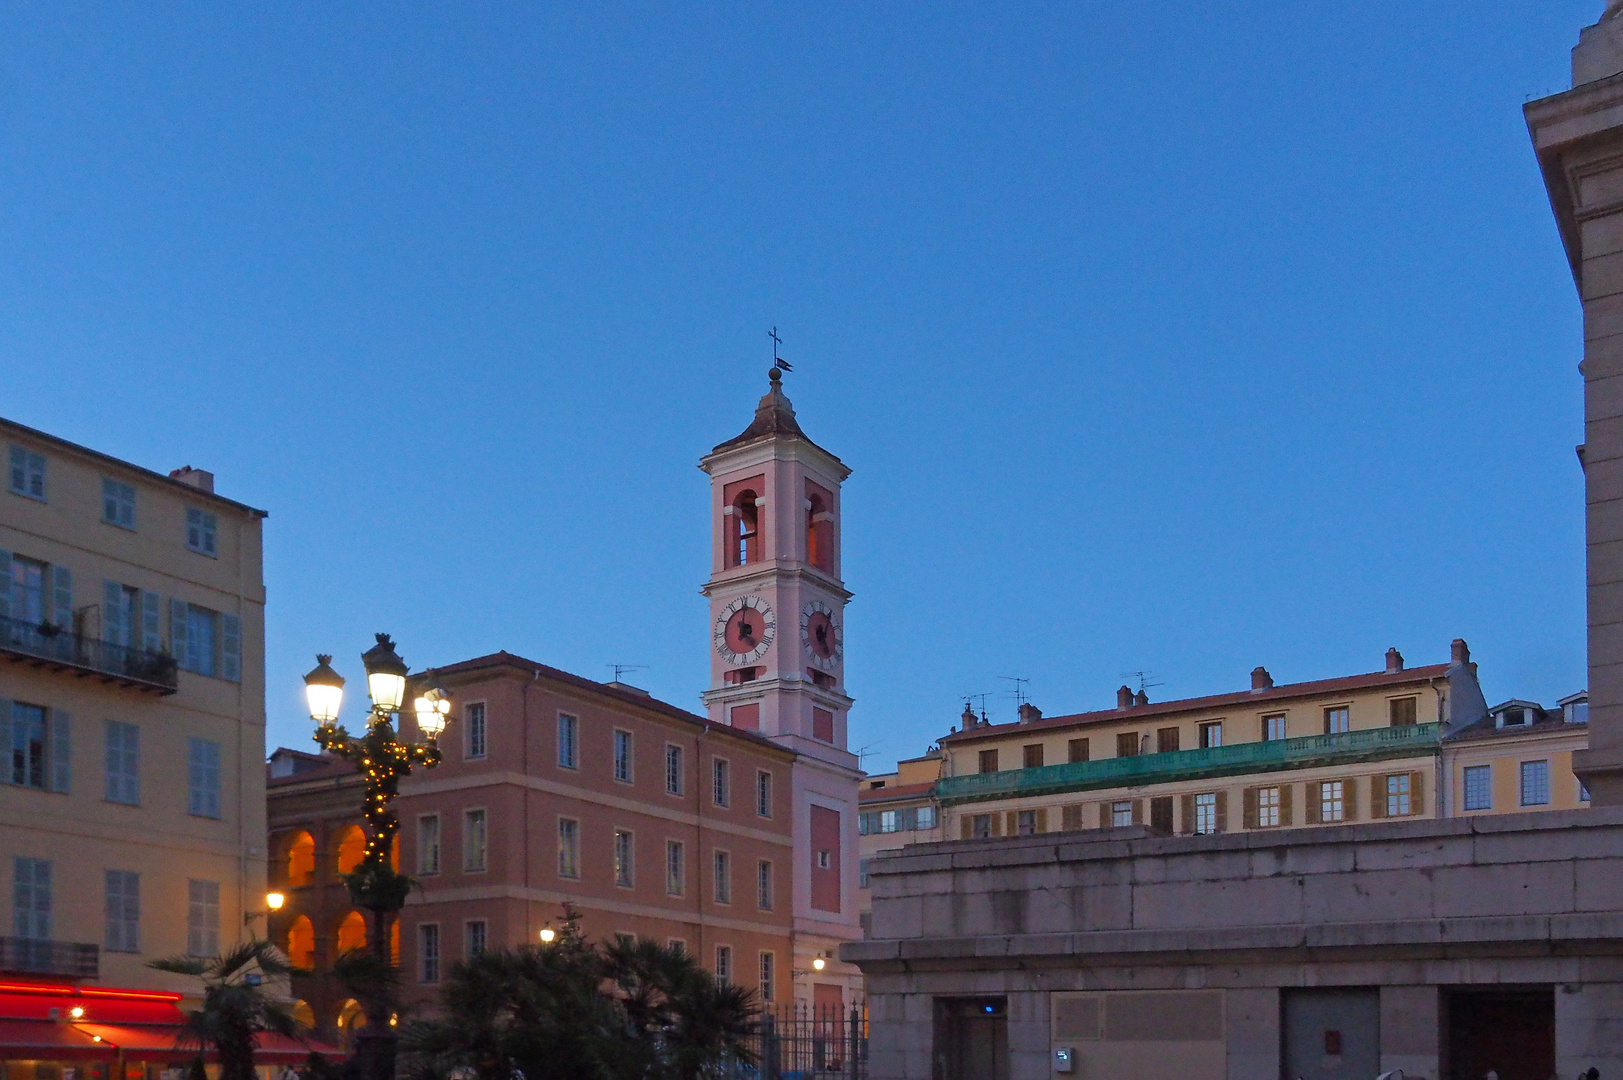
[266,892,285,912]
[362,634,409,714]
[812,956,826,971]
[414,679,452,740]
[539,927,556,943]
[304,655,345,725]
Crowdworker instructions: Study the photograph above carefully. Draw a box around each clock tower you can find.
[700,367,862,1003]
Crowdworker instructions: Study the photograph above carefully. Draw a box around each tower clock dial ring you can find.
[801,600,843,670]
[714,595,776,665]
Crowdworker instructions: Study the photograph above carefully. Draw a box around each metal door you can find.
[1282,988,1380,1080]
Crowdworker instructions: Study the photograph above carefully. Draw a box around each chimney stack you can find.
[1451,638,1470,667]
[169,466,214,493]
[1018,702,1042,725]
[1251,666,1274,691]
[1386,647,1404,673]
[1117,685,1135,710]
[959,703,976,732]
[1134,689,1149,707]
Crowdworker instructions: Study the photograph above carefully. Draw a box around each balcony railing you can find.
[0,937,99,979]
[936,723,1441,805]
[0,616,178,694]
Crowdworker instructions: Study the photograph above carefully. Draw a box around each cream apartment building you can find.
[857,751,943,939]
[0,417,268,992]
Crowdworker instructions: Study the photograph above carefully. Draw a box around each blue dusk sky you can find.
[0,2,1602,768]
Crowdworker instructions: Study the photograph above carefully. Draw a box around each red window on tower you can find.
[723,477,765,568]
[812,707,834,743]
[730,703,760,732]
[810,805,841,913]
[805,480,835,573]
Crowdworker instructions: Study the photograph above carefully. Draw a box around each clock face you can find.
[801,600,843,670]
[714,596,776,665]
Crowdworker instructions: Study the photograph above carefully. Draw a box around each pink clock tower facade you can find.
[700,368,863,1005]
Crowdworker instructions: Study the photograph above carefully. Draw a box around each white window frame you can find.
[759,951,775,1003]
[613,729,633,783]
[1263,714,1287,741]
[1110,801,1133,828]
[464,919,487,957]
[1199,721,1223,748]
[463,808,488,873]
[558,817,580,879]
[756,859,773,911]
[8,446,46,501]
[756,769,773,818]
[1385,773,1412,817]
[614,829,634,888]
[418,923,441,983]
[101,478,136,530]
[1463,764,1493,811]
[666,840,684,896]
[712,757,730,807]
[417,814,441,876]
[465,702,487,760]
[665,743,684,796]
[1520,759,1551,807]
[1257,786,1280,828]
[916,805,937,830]
[715,944,732,984]
[557,714,578,770]
[713,849,731,904]
[185,507,218,558]
[1320,780,1346,822]
[1194,792,1218,834]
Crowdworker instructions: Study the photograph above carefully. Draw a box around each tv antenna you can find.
[854,744,877,773]
[606,663,648,683]
[998,675,1030,708]
[769,326,792,372]
[1120,670,1165,695]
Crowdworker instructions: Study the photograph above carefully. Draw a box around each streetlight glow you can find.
[812,957,826,971]
[266,892,285,912]
[539,927,556,943]
[362,635,410,713]
[304,655,345,724]
[414,682,452,739]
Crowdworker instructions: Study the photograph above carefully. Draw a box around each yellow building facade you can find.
[0,417,267,992]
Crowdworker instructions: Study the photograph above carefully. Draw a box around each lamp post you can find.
[304,634,450,1080]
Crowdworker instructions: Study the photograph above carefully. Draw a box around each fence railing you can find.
[742,1001,866,1080]
[0,936,99,979]
[937,723,1440,804]
[0,616,178,694]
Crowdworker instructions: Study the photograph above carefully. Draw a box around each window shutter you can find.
[1305,782,1322,825]
[49,710,70,793]
[1243,787,1258,830]
[1410,771,1426,816]
[140,592,162,652]
[1036,808,1048,834]
[1215,791,1228,834]
[1179,794,1195,834]
[51,565,71,630]
[1062,804,1082,831]
[170,599,188,668]
[103,580,124,646]
[1280,784,1294,826]
[0,699,11,785]
[991,813,1002,837]
[0,549,10,623]
[1004,811,1017,836]
[1371,775,1386,819]
[1131,799,1143,826]
[1343,777,1358,821]
[221,614,241,683]
[960,816,972,841]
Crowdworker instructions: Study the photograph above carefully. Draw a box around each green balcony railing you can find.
[936,722,1440,806]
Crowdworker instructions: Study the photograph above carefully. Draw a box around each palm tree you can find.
[150,939,305,1080]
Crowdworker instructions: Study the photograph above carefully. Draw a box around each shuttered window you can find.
[1116,733,1140,758]
[185,508,217,557]
[1193,793,1218,834]
[1023,744,1044,768]
[8,447,45,500]
[187,738,221,818]
[1156,728,1180,753]
[105,870,139,953]
[1389,697,1418,726]
[105,721,139,805]
[978,749,999,773]
[187,879,219,956]
[1062,804,1085,831]
[13,858,50,939]
[101,479,136,530]
[1067,738,1089,763]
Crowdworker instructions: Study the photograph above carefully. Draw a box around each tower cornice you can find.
[700,564,853,602]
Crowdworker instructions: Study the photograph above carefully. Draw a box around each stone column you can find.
[1380,985,1440,1079]
[1528,8,1623,804]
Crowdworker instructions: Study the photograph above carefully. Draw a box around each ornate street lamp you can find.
[303,633,447,1080]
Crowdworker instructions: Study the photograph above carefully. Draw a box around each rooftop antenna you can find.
[1120,670,1165,695]
[769,326,793,373]
[998,676,1030,709]
[607,663,648,683]
[854,743,876,773]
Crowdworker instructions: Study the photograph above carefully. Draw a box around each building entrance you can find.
[1282,988,1380,1080]
[931,997,1007,1080]
[1445,987,1553,1080]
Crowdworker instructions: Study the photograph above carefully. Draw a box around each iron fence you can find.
[0,936,99,978]
[0,615,178,693]
[744,1001,866,1080]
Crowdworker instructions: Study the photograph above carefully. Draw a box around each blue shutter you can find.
[170,600,188,671]
[221,615,240,683]
[103,580,124,648]
[48,710,69,794]
[140,591,162,653]
[50,566,71,631]
[0,700,11,786]
[0,549,11,624]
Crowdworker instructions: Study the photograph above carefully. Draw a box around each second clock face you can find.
[714,595,776,665]
[802,600,843,669]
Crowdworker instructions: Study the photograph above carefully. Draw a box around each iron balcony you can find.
[935,723,1441,806]
[0,616,179,695]
[0,937,99,979]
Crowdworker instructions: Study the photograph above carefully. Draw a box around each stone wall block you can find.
[1351,833,1471,872]
[1248,838,1358,877]
[1587,291,1623,342]
[1557,983,1623,1080]
[1582,249,1623,300]
[1224,986,1280,1079]
[1432,860,1575,917]
[872,893,925,940]
[1074,882,1133,931]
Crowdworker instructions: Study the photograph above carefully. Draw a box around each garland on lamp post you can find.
[303,634,451,1080]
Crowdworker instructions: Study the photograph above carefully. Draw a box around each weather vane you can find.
[769,326,793,373]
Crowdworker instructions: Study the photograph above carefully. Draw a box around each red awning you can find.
[0,1019,113,1061]
[71,1026,341,1065]
[251,1031,344,1065]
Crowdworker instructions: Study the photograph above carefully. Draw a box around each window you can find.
[666,841,685,896]
[419,924,440,983]
[187,879,219,956]
[1521,760,1551,807]
[1199,722,1223,749]
[1324,707,1350,735]
[99,479,137,530]
[816,850,831,870]
[916,805,937,830]
[558,818,579,879]
[715,944,732,984]
[666,745,683,795]
[971,814,992,839]
[879,810,899,833]
[713,850,731,904]
[1193,793,1218,834]
[1156,727,1180,753]
[1257,786,1281,828]
[545,715,574,773]
[1320,780,1346,822]
[418,815,441,875]
[1067,738,1089,763]
[857,812,871,835]
[812,707,834,743]
[10,703,47,789]
[757,859,773,910]
[103,581,140,649]
[105,721,139,805]
[9,556,47,627]
[1111,801,1134,828]
[185,508,217,557]
[614,830,634,888]
[1016,810,1038,836]
[713,759,730,807]
[464,809,488,872]
[759,951,775,1003]
[756,770,773,817]
[1463,764,1492,811]
[978,749,999,773]
[1023,744,1044,769]
[105,870,139,953]
[13,858,50,939]
[1116,733,1140,758]
[1385,774,1412,816]
[1389,697,1418,727]
[614,730,633,782]
[465,920,487,957]
[465,703,486,759]
[172,602,236,679]
[187,738,221,818]
[1263,714,1287,741]
[859,859,870,888]
[8,446,45,500]
[728,482,762,567]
